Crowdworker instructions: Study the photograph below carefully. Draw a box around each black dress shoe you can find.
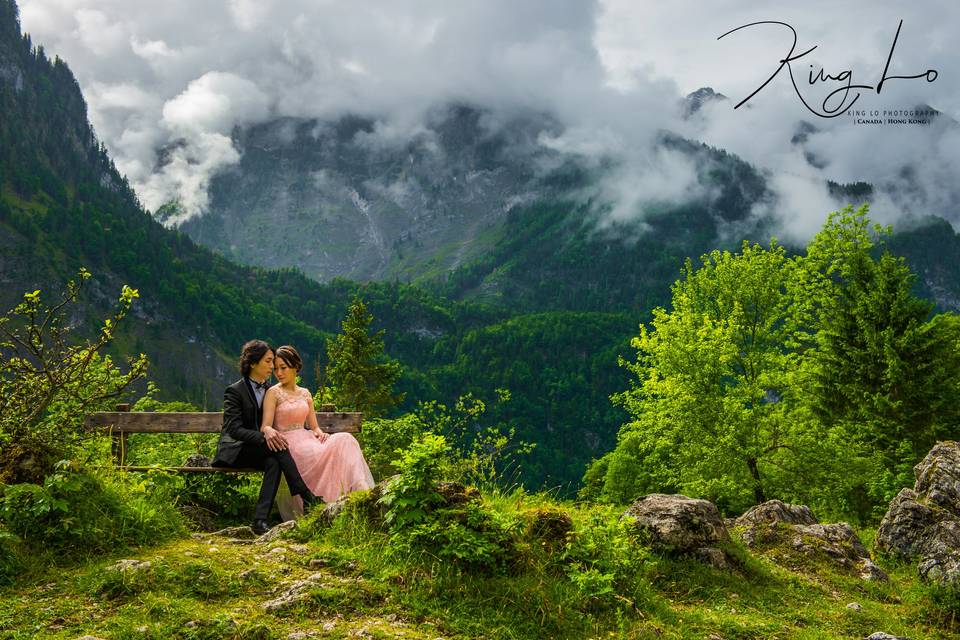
[251,519,271,535]
[301,492,321,515]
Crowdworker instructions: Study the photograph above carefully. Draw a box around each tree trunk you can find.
[746,456,767,504]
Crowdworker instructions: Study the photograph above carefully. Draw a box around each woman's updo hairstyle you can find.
[274,345,303,372]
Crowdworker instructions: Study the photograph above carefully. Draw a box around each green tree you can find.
[597,241,799,512]
[796,205,960,507]
[325,295,404,417]
[0,269,147,483]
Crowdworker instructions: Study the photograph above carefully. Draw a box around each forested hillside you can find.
[0,0,633,491]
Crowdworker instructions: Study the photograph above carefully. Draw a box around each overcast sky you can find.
[17,0,960,239]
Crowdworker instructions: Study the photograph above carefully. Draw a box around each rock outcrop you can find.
[733,500,886,581]
[875,441,960,586]
[621,493,730,567]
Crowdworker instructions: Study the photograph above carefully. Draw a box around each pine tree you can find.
[325,295,404,417]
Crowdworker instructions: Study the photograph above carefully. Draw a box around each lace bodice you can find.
[273,385,312,431]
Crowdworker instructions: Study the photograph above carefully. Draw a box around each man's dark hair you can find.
[239,339,273,377]
[274,345,303,372]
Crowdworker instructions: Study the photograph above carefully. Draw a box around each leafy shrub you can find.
[379,432,450,529]
[394,501,520,571]
[0,462,183,559]
[0,525,23,585]
[358,413,424,480]
[0,270,146,484]
[416,390,535,490]
[378,433,520,571]
[562,510,653,610]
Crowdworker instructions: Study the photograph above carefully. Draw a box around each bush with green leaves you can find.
[416,390,535,490]
[0,525,23,585]
[0,269,146,484]
[377,432,519,571]
[0,461,183,563]
[561,510,653,611]
[359,389,534,491]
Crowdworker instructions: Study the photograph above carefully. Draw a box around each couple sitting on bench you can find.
[212,340,375,534]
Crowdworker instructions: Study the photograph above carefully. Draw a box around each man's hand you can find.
[262,426,289,451]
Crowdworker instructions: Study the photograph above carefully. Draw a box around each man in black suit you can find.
[212,339,319,534]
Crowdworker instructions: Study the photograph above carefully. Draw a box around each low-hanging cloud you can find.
[16,0,960,241]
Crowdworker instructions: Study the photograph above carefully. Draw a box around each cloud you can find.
[16,0,960,237]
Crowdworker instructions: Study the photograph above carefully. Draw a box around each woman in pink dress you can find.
[259,345,375,516]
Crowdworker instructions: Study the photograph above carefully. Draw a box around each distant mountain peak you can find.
[682,87,728,118]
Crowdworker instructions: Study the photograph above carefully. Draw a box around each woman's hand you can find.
[262,426,289,451]
[312,429,329,443]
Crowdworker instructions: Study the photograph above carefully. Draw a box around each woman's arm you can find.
[306,390,329,442]
[260,387,288,451]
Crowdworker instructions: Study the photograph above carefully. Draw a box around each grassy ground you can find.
[1,490,957,640]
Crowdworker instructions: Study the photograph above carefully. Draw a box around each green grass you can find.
[1,489,958,639]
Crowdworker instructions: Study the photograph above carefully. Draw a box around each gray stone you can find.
[321,495,350,524]
[621,493,730,553]
[918,550,960,586]
[913,442,960,516]
[859,559,890,582]
[256,520,297,543]
[865,633,910,640]
[875,489,936,558]
[694,546,730,570]
[875,441,960,586]
[734,500,881,580]
[209,525,258,540]
[846,602,862,612]
[262,573,326,613]
[735,500,818,527]
[105,559,152,574]
[790,523,870,565]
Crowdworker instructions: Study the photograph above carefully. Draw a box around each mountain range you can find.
[2,0,960,492]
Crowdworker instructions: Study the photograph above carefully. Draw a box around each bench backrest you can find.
[84,411,362,434]
[87,405,362,468]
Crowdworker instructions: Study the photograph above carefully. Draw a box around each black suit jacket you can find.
[212,378,267,466]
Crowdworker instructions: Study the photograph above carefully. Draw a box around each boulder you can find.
[621,493,729,557]
[875,489,938,558]
[736,500,817,528]
[875,441,960,586]
[914,442,960,514]
[789,523,870,567]
[733,500,886,581]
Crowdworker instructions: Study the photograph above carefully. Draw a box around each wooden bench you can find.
[86,403,362,473]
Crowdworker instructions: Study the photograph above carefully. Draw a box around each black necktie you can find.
[252,379,268,391]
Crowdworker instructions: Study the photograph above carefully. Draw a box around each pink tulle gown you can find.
[272,385,375,518]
